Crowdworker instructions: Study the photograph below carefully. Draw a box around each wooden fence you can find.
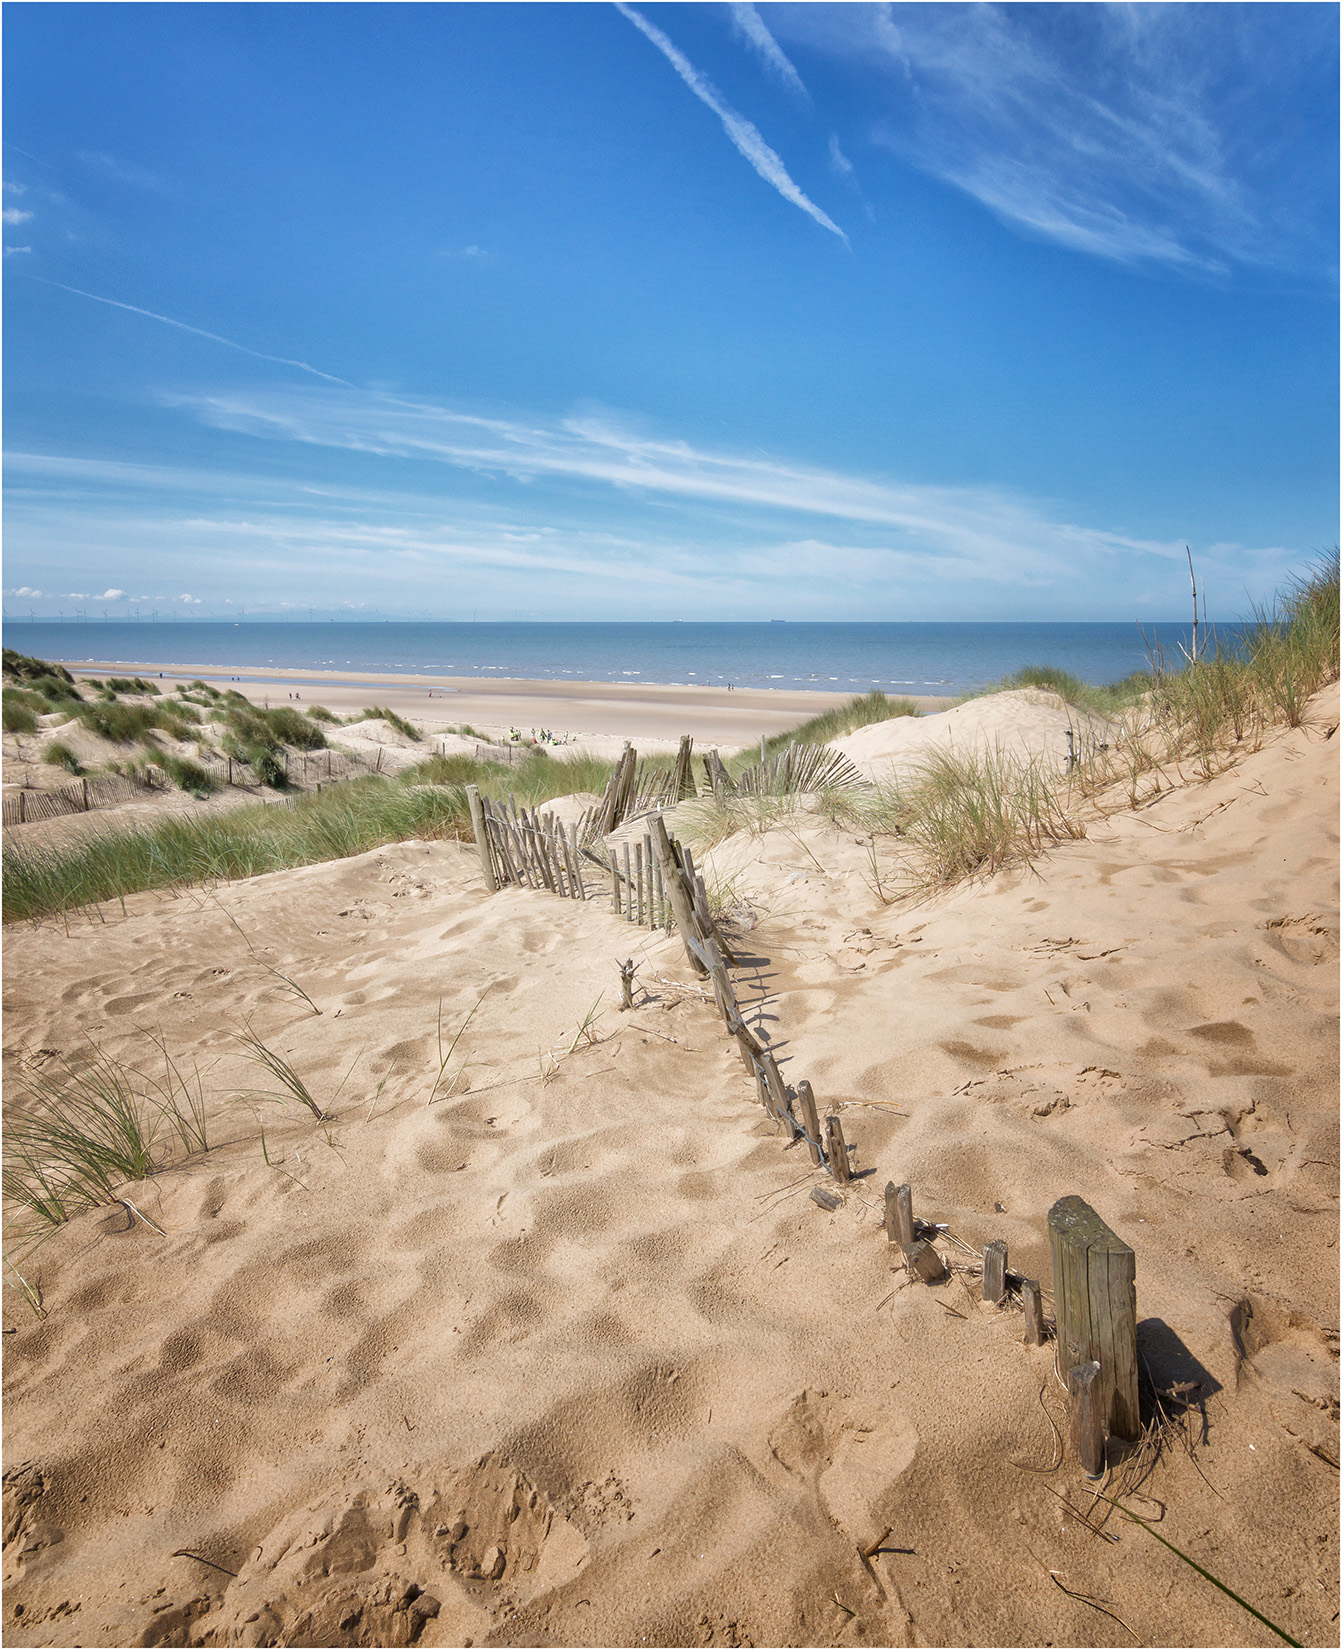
[468,764,1141,1482]
[2,772,162,827]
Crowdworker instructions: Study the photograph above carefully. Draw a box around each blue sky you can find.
[3,1,1336,622]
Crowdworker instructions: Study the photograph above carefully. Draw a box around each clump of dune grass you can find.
[2,777,470,923]
[765,690,920,757]
[354,705,422,740]
[160,755,221,798]
[232,1023,326,1119]
[3,697,39,734]
[861,558,1340,897]
[872,747,1088,889]
[44,741,83,775]
[3,1046,163,1229]
[964,665,1152,718]
[680,789,827,850]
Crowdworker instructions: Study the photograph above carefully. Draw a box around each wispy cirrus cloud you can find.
[6,415,1300,620]
[21,277,352,385]
[614,3,845,242]
[729,3,810,101]
[167,383,1192,582]
[769,2,1335,275]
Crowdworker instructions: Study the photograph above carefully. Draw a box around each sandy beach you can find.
[54,662,950,748]
[2,667,1336,1647]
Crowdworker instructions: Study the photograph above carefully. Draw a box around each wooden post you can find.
[887,1183,915,1254]
[18,790,26,824]
[81,777,90,810]
[982,1240,1008,1305]
[634,839,645,925]
[623,844,633,921]
[1048,1197,1139,1441]
[1068,1361,1106,1479]
[618,958,635,1010]
[611,853,621,915]
[1065,728,1076,769]
[906,1239,946,1285]
[795,1080,824,1168]
[649,816,708,974]
[1021,1279,1046,1347]
[825,1114,852,1183]
[465,785,497,893]
[758,1049,794,1135]
[760,736,767,765]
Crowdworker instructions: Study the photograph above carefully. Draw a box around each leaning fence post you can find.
[649,816,708,975]
[1048,1196,1139,1442]
[982,1239,1008,1304]
[795,1080,824,1168]
[465,785,498,894]
[1068,1361,1105,1478]
[824,1114,852,1183]
[618,959,635,1010]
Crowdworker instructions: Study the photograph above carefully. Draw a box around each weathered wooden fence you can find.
[467,749,1141,1484]
[2,772,162,826]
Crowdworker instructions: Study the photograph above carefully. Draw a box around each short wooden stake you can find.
[465,785,497,894]
[811,1186,842,1212]
[1068,1361,1106,1479]
[795,1080,824,1168]
[618,959,635,1011]
[906,1239,946,1285]
[982,1239,1008,1305]
[1048,1196,1139,1442]
[824,1114,852,1184]
[1021,1278,1046,1347]
[888,1183,915,1254]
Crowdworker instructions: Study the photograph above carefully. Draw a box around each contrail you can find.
[23,276,352,385]
[730,3,811,101]
[615,3,846,243]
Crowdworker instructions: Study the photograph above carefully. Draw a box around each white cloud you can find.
[729,3,811,100]
[22,278,352,384]
[101,588,125,599]
[10,587,44,598]
[771,2,1330,274]
[4,181,26,195]
[77,150,160,189]
[5,246,32,256]
[827,135,853,178]
[615,3,846,243]
[3,208,33,225]
[171,384,1190,586]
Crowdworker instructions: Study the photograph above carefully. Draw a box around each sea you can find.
[7,620,1210,696]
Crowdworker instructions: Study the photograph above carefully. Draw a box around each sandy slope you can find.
[834,688,1114,782]
[2,691,1337,1649]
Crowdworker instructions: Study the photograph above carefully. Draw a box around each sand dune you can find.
[835,687,1114,782]
[2,689,1337,1647]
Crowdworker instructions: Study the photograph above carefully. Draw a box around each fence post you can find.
[795,1080,825,1168]
[465,785,498,893]
[1048,1196,1139,1441]
[1068,1361,1105,1478]
[982,1239,1008,1304]
[824,1114,852,1183]
[649,816,708,975]
[886,1183,915,1255]
[1021,1279,1046,1346]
